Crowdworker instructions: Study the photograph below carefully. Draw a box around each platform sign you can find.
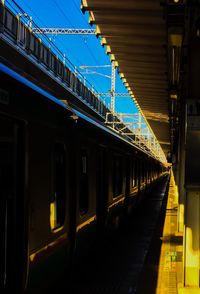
[187,99,200,130]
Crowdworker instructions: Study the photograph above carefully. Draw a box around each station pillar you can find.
[177,99,186,234]
[184,38,200,288]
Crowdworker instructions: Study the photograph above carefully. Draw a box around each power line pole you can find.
[111,61,115,114]
[80,62,128,113]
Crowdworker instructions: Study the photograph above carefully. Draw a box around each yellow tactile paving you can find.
[155,171,183,294]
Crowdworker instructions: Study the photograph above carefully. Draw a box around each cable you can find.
[48,0,109,93]
[51,0,102,67]
[9,1,76,68]
[52,0,74,27]
[71,0,91,27]
[7,0,99,92]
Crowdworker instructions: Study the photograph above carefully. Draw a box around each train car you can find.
[0,62,167,293]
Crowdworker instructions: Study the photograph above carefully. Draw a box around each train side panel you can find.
[27,122,71,292]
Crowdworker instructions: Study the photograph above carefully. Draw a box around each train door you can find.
[0,116,28,292]
[96,148,108,235]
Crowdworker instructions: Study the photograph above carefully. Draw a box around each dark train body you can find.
[0,63,167,293]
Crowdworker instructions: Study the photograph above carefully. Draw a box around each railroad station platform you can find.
[137,171,200,294]
[51,175,173,293]
[136,171,184,294]
[49,172,200,294]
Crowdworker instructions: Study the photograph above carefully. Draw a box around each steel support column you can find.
[184,38,200,288]
[177,95,186,233]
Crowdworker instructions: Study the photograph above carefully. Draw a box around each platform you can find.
[136,172,184,294]
[37,173,196,294]
[49,176,170,294]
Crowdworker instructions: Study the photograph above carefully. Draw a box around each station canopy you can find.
[81,0,170,156]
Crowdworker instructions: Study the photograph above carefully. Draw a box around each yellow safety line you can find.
[156,171,183,294]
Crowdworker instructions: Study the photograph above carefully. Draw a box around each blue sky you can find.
[7,0,138,114]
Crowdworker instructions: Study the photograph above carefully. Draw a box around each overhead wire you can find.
[70,0,102,66]
[69,0,122,97]
[10,0,78,66]
[8,0,99,92]
[9,0,81,71]
[51,0,106,92]
[49,0,85,65]
[71,0,130,107]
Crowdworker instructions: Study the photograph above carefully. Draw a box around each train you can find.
[0,61,168,293]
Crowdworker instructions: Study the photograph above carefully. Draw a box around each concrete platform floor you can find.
[136,171,184,294]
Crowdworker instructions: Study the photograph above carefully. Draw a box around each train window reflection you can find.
[113,156,123,198]
[79,150,89,215]
[132,160,137,187]
[50,142,66,231]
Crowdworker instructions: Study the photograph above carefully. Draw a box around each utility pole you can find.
[111,61,115,113]
[80,61,127,113]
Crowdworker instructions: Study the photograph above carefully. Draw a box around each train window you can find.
[141,162,145,183]
[139,161,143,183]
[79,150,89,215]
[113,156,123,198]
[131,160,137,187]
[50,143,66,231]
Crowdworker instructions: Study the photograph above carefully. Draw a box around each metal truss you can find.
[32,28,96,35]
[97,92,130,97]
